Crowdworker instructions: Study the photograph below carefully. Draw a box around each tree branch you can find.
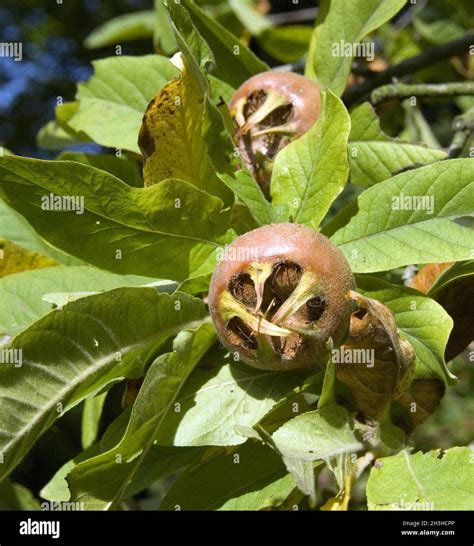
[343,32,474,105]
[370,81,474,106]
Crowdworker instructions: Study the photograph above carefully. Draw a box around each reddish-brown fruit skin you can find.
[229,72,322,197]
[229,71,322,138]
[209,223,355,371]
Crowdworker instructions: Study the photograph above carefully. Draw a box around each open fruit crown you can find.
[229,71,321,198]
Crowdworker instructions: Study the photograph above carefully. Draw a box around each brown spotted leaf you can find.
[138,68,231,204]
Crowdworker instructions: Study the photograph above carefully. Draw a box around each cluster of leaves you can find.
[0,0,473,510]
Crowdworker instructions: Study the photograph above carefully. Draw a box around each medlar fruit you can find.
[229,71,322,197]
[208,223,355,371]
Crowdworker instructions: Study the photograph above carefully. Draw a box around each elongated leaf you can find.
[272,405,364,462]
[0,481,40,510]
[429,260,474,295]
[427,260,474,361]
[36,121,88,151]
[84,11,155,49]
[177,0,268,87]
[139,3,231,203]
[349,103,447,187]
[68,56,179,153]
[154,0,177,54]
[0,199,81,266]
[367,447,474,510]
[331,159,474,272]
[271,405,363,503]
[229,0,272,36]
[306,0,406,95]
[37,102,90,151]
[167,0,215,72]
[271,89,350,228]
[0,266,164,337]
[57,152,143,187]
[355,276,455,385]
[0,288,207,480]
[42,412,204,503]
[81,393,108,450]
[155,348,308,446]
[0,156,233,281]
[67,322,216,509]
[160,442,295,510]
[258,26,313,63]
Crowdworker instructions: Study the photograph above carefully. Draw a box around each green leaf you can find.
[0,481,40,510]
[271,89,350,229]
[0,199,82,266]
[0,288,207,481]
[81,392,108,450]
[68,55,179,153]
[155,348,309,447]
[229,0,272,36]
[36,121,88,151]
[331,159,474,272]
[57,152,143,187]
[177,0,268,87]
[258,26,313,63]
[429,260,474,295]
[0,156,233,281]
[355,276,455,385]
[0,266,161,337]
[84,11,155,49]
[413,0,469,46]
[209,75,235,104]
[41,411,204,504]
[67,321,216,509]
[306,0,407,95]
[367,447,474,510]
[271,405,363,502]
[427,260,474,361]
[154,0,177,54]
[348,103,447,187]
[160,442,296,510]
[272,405,364,462]
[36,102,91,151]
[167,0,215,72]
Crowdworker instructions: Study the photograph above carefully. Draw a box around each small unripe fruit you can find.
[229,71,322,197]
[209,223,355,371]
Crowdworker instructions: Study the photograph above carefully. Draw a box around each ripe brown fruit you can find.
[208,223,355,371]
[229,71,322,197]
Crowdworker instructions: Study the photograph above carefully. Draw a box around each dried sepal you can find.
[395,379,445,429]
[335,292,415,420]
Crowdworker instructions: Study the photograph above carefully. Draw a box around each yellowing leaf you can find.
[0,240,57,277]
